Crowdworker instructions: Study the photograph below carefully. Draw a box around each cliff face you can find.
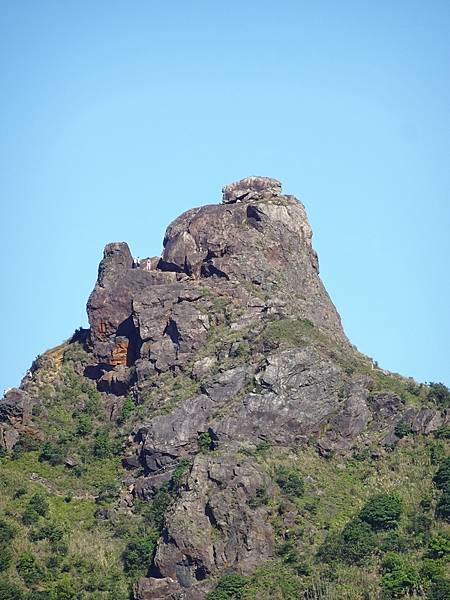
[1,178,449,600]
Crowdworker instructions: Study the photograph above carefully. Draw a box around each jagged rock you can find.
[3,177,446,600]
[149,453,274,592]
[212,348,342,444]
[0,388,32,423]
[201,366,250,403]
[135,576,182,600]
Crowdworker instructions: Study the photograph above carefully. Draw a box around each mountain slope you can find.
[1,177,449,600]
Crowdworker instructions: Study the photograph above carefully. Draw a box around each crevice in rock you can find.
[164,318,181,345]
[116,315,142,365]
[200,263,229,279]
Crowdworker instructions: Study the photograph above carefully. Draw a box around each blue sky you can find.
[1,1,449,391]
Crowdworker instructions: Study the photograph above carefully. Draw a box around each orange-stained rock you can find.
[111,337,129,366]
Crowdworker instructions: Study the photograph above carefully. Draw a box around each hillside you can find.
[0,177,449,600]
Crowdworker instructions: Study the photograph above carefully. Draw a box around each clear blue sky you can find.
[1,1,449,391]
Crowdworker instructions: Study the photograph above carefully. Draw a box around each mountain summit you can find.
[1,178,449,600]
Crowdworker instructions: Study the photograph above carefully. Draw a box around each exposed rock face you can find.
[1,176,448,599]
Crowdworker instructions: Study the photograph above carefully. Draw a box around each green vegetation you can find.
[359,493,402,530]
[428,383,450,408]
[381,553,421,598]
[117,397,135,424]
[198,431,214,453]
[274,466,304,499]
[258,318,315,349]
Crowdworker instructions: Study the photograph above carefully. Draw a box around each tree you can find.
[360,494,402,530]
[339,519,376,564]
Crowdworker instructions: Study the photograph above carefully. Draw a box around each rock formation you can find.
[1,177,448,600]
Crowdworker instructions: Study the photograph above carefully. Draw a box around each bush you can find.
[144,485,172,532]
[206,573,248,599]
[92,430,114,459]
[198,431,214,453]
[427,533,450,559]
[435,490,450,522]
[274,467,304,498]
[0,580,23,600]
[122,533,159,574]
[75,414,92,437]
[0,549,12,572]
[248,488,269,509]
[169,460,191,492]
[22,508,40,526]
[433,458,450,491]
[428,383,450,408]
[435,425,450,440]
[0,520,16,545]
[39,442,63,466]
[420,559,445,583]
[30,522,64,543]
[360,493,402,530]
[339,518,377,564]
[429,578,450,600]
[117,397,135,424]
[17,552,44,586]
[393,421,413,439]
[381,553,421,598]
[28,494,49,517]
[379,531,410,553]
[52,576,79,600]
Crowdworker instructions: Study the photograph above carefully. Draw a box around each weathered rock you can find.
[150,453,274,591]
[222,176,282,204]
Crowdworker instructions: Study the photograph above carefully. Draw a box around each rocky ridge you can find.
[1,177,448,599]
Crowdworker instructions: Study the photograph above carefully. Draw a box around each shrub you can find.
[145,485,172,532]
[0,580,23,600]
[17,552,44,586]
[427,533,450,559]
[381,553,421,598]
[52,576,79,600]
[22,508,40,526]
[75,414,92,437]
[198,431,214,453]
[420,559,445,583]
[393,421,413,439]
[433,458,450,491]
[359,493,402,530]
[0,520,16,545]
[28,494,49,517]
[13,488,27,499]
[428,382,450,408]
[206,573,248,599]
[39,442,63,465]
[274,467,304,498]
[92,430,114,458]
[30,522,64,543]
[248,488,269,509]
[122,533,159,574]
[0,549,12,572]
[169,460,191,492]
[435,425,450,439]
[435,490,450,522]
[339,518,377,564]
[117,397,135,424]
[275,467,305,498]
[429,578,450,600]
[379,531,410,553]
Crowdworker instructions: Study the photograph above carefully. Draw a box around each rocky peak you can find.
[1,177,448,600]
[86,178,349,376]
[221,175,282,204]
